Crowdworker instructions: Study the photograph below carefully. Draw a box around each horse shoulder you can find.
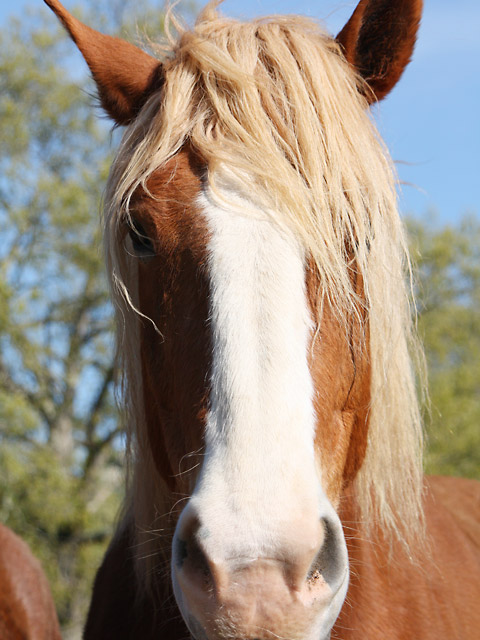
[335,476,480,639]
[426,475,480,550]
[0,524,61,640]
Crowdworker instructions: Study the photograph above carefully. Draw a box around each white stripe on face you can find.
[192,174,333,557]
[171,174,349,640]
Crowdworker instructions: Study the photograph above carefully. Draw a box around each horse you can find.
[0,523,62,640]
[43,0,480,638]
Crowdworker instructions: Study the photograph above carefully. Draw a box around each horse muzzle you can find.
[171,505,349,640]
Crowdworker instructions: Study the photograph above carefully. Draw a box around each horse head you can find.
[44,1,423,638]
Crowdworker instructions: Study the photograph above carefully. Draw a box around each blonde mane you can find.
[103,2,425,579]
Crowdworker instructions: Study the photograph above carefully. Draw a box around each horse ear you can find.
[336,0,423,103]
[44,0,164,125]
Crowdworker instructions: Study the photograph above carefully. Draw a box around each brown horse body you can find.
[0,524,61,640]
[83,476,480,639]
[42,0,480,638]
[338,476,480,639]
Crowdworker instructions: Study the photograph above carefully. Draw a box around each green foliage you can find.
[0,443,120,626]
[409,214,480,479]
[0,3,197,635]
[0,9,119,639]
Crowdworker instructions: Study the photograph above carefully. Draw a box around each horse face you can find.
[126,149,371,640]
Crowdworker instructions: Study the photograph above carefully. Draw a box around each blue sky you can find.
[224,0,480,222]
[2,0,479,222]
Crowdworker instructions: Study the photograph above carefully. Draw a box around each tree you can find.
[409,214,480,479]
[0,2,194,636]
[0,11,118,640]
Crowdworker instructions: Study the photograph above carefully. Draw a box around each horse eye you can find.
[127,219,156,259]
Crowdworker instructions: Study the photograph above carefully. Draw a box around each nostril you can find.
[173,511,212,587]
[307,517,343,588]
[173,537,188,569]
[187,534,212,585]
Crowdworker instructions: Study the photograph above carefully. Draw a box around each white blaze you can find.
[191,175,330,559]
